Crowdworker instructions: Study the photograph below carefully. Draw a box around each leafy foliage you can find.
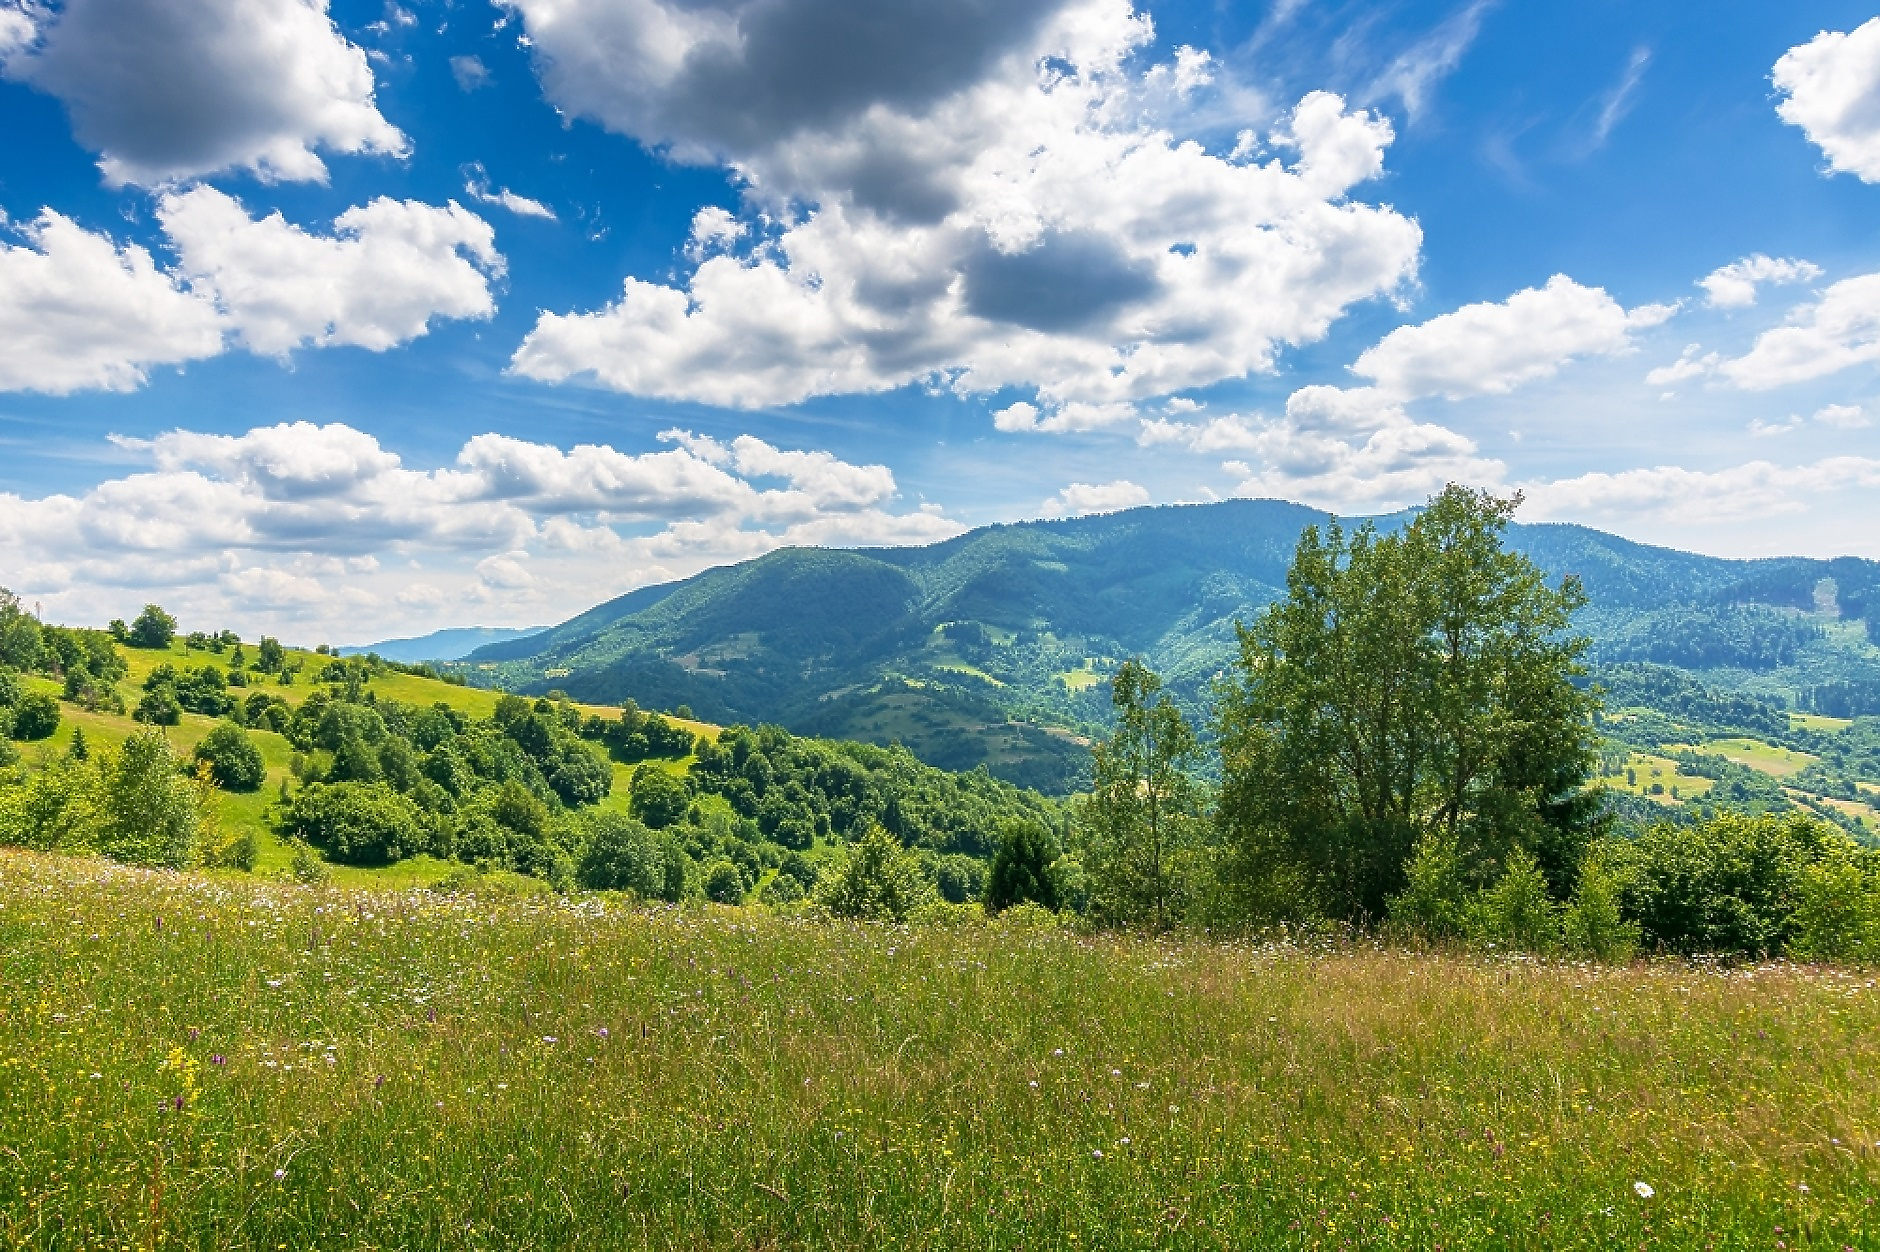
[1216,487,1599,921]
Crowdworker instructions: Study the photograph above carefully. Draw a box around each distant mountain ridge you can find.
[455,500,1880,793]
[342,625,546,664]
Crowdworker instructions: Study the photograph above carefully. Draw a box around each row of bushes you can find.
[1388,812,1880,962]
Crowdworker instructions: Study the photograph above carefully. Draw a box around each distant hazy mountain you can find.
[457,500,1880,793]
[342,625,546,664]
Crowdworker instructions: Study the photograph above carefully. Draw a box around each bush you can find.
[1560,855,1640,962]
[1471,848,1559,953]
[289,841,332,885]
[193,721,266,791]
[759,872,806,906]
[1601,813,1829,956]
[816,826,934,922]
[1790,854,1878,963]
[629,764,690,830]
[279,781,425,866]
[578,813,670,897]
[1387,832,1470,941]
[94,732,205,869]
[134,688,183,726]
[204,829,260,872]
[703,859,747,904]
[10,693,59,741]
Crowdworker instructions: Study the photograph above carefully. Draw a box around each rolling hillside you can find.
[455,500,1880,793]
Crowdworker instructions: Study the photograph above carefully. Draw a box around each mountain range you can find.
[341,625,546,664]
[451,500,1880,793]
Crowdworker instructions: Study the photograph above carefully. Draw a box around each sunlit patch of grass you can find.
[1790,712,1853,734]
[1705,737,1819,778]
[5,849,1879,1248]
[1601,753,1713,804]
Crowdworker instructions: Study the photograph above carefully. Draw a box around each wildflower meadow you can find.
[4,849,1879,1249]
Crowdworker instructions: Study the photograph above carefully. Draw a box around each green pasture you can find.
[4,850,1878,1249]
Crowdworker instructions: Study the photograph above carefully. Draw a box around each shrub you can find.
[10,693,59,741]
[134,688,183,726]
[127,604,177,650]
[703,860,747,904]
[289,841,332,885]
[759,872,806,906]
[1472,848,1559,953]
[1789,853,1878,963]
[1387,831,1470,941]
[816,826,934,922]
[204,829,260,872]
[194,722,267,791]
[1602,813,1829,956]
[629,764,690,830]
[94,732,205,869]
[578,813,665,895]
[279,781,425,866]
[1560,855,1640,962]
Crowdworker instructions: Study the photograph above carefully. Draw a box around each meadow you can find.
[5,849,1879,1250]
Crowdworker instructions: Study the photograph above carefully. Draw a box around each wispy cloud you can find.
[1590,46,1651,148]
[1365,0,1495,123]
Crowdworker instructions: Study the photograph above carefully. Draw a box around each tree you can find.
[985,819,1061,913]
[279,781,424,866]
[704,859,748,904]
[133,687,183,727]
[257,636,285,674]
[9,693,60,741]
[629,763,690,829]
[816,825,934,921]
[1215,486,1598,922]
[127,604,178,650]
[194,721,267,791]
[1079,659,1204,930]
[95,731,205,868]
[0,589,41,670]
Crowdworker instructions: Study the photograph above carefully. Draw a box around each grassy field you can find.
[1704,738,1819,779]
[5,850,1879,1249]
[1603,753,1715,804]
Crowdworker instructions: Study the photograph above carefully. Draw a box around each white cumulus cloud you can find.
[1041,479,1150,517]
[1,0,406,186]
[1525,457,1880,526]
[1352,275,1665,401]
[158,186,502,355]
[1773,18,1880,183]
[1698,254,1822,309]
[1718,270,1880,390]
[0,210,225,394]
[505,0,1421,417]
[0,421,962,639]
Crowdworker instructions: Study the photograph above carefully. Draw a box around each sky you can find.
[2,0,1880,644]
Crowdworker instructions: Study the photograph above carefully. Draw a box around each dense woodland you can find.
[5,490,1880,962]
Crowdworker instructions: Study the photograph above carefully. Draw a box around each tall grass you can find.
[4,849,1878,1249]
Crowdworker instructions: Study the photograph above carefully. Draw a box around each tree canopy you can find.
[1215,486,1600,921]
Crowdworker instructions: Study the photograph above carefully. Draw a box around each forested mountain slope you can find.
[457,500,1880,793]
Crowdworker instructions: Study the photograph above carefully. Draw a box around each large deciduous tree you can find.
[1215,485,1599,922]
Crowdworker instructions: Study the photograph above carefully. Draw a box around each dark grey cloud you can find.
[4,0,403,185]
[657,0,1067,152]
[962,230,1161,332]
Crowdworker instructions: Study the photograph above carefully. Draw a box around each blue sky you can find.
[2,0,1880,642]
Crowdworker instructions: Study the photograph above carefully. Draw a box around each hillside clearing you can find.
[5,851,1878,1249]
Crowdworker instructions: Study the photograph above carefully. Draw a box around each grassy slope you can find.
[4,849,1878,1249]
[20,640,717,886]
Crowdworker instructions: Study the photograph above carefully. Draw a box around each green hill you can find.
[457,500,1880,794]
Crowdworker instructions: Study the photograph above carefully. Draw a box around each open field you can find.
[5,850,1879,1249]
[1603,753,1715,803]
[1705,738,1819,779]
